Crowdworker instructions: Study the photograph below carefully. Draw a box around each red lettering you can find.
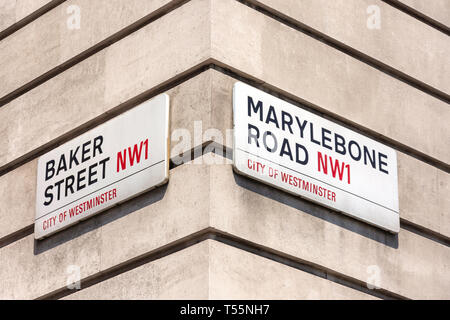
[318,151,327,174]
[330,157,345,181]
[317,151,351,184]
[117,149,127,172]
[117,138,149,172]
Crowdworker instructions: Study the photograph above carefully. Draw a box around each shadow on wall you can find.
[232,170,399,249]
[34,184,168,255]
[32,144,223,255]
[33,146,398,254]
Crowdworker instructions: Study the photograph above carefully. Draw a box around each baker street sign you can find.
[35,94,170,239]
[233,82,399,233]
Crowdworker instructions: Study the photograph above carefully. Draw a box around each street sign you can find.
[233,82,399,233]
[35,94,170,239]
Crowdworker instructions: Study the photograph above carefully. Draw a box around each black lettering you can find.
[88,163,98,185]
[363,146,376,169]
[280,139,293,161]
[379,153,389,174]
[99,157,110,179]
[54,179,64,201]
[263,131,277,153]
[321,128,332,150]
[281,111,294,134]
[56,155,67,176]
[248,96,263,121]
[349,140,361,161]
[43,185,53,206]
[248,124,260,147]
[295,117,308,138]
[334,133,346,155]
[65,175,75,197]
[295,143,309,165]
[82,141,91,163]
[45,160,55,181]
[93,135,104,157]
[310,123,320,145]
[265,106,279,128]
[77,168,86,190]
[69,146,80,169]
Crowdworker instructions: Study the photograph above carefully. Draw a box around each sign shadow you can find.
[232,170,399,249]
[34,183,168,255]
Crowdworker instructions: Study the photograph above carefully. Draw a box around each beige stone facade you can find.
[0,0,448,299]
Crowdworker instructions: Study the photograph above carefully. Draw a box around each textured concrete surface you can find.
[0,229,102,300]
[65,240,210,300]
[0,71,218,241]
[254,0,449,95]
[210,72,449,239]
[2,0,448,172]
[209,164,450,299]
[208,70,448,239]
[0,0,211,170]
[0,0,52,33]
[65,240,376,299]
[0,0,17,32]
[398,152,450,237]
[0,159,37,240]
[210,0,450,165]
[0,0,174,99]
[0,0,448,301]
[398,0,450,27]
[0,70,448,244]
[0,162,210,299]
[207,241,376,300]
[0,160,448,299]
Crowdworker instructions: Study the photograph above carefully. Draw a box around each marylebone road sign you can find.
[232,82,399,233]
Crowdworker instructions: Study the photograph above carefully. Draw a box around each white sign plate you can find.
[35,94,170,239]
[233,82,399,233]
